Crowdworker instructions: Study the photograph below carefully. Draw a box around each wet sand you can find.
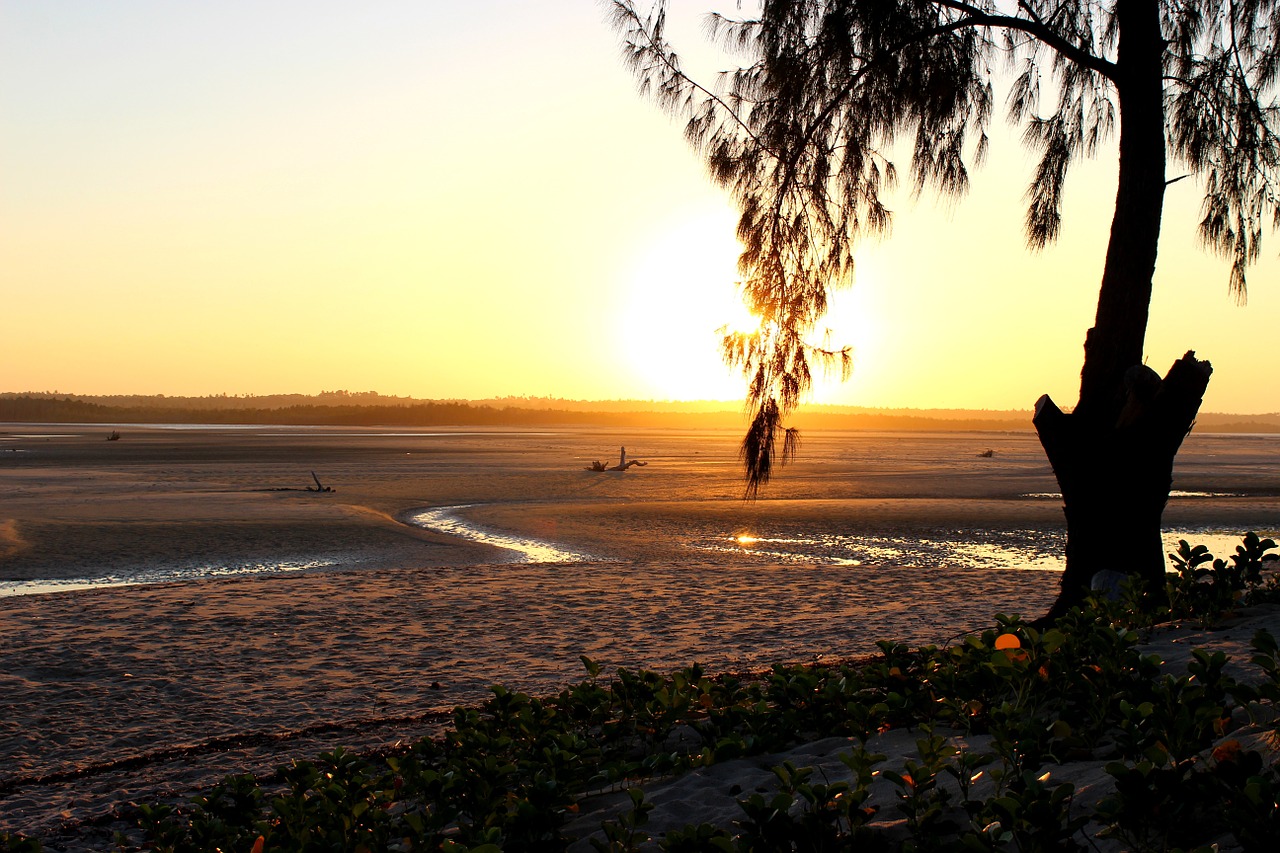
[2,423,1278,847]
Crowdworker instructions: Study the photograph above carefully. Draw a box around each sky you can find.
[2,1,1277,413]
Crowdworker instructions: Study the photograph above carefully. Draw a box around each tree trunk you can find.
[1035,1,1214,620]
[1034,354,1212,621]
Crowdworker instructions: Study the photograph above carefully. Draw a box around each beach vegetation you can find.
[0,835,42,853]
[1167,532,1280,626]
[7,535,1278,851]
[607,0,1280,620]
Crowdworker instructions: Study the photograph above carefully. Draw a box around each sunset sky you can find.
[3,1,1278,413]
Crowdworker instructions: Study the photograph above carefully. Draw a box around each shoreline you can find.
[6,495,1275,597]
[6,485,1279,596]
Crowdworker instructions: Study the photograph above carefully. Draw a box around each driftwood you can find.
[586,459,648,471]
[307,471,334,492]
[262,474,336,493]
[585,447,648,472]
[260,473,336,493]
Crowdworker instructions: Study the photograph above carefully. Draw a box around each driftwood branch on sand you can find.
[307,471,334,492]
[585,460,648,471]
[585,446,648,472]
[260,473,337,493]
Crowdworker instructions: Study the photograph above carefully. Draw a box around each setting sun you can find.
[619,211,759,400]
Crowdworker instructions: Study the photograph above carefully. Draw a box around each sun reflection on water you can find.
[694,527,1269,574]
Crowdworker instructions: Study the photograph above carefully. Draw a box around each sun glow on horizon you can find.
[619,211,761,400]
[616,209,903,405]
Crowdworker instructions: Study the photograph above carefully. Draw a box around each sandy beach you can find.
[2,424,1278,848]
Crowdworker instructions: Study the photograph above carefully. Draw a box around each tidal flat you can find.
[1,423,1277,843]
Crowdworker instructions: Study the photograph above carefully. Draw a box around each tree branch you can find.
[935,0,1118,80]
[610,2,772,153]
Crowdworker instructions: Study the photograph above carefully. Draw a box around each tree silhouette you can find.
[610,0,1280,618]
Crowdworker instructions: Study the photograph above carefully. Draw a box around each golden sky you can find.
[2,1,1277,413]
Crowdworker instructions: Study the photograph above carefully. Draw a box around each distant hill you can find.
[1,391,1276,433]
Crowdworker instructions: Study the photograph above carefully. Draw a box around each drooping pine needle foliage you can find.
[609,1,1280,492]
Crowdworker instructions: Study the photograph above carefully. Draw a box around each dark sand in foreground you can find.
[2,424,1278,847]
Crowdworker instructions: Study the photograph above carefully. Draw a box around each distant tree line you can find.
[0,395,641,428]
[0,393,1026,431]
[0,390,419,411]
[1,394,1274,433]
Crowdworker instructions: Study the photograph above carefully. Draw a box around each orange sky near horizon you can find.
[2,1,1278,414]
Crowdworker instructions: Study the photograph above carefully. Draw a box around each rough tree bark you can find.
[1033,0,1213,620]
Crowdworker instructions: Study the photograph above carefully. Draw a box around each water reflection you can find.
[406,506,596,564]
[0,558,342,598]
[703,527,1269,573]
[1024,491,1245,499]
